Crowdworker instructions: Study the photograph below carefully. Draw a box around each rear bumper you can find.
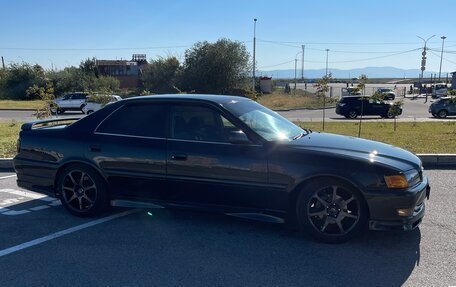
[366,177,430,231]
[13,157,58,197]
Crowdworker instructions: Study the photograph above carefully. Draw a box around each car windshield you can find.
[223,100,305,141]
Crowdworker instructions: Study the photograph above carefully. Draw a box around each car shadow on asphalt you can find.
[118,208,421,286]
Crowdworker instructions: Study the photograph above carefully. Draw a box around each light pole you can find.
[417,35,435,82]
[294,51,302,90]
[325,49,330,76]
[252,18,257,91]
[439,36,447,81]
[301,45,305,81]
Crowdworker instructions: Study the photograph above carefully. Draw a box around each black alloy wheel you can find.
[347,110,358,119]
[57,164,108,217]
[297,178,367,243]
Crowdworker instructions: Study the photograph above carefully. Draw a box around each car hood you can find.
[286,132,421,171]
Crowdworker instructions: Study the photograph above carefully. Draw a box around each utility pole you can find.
[301,45,305,81]
[1,56,4,69]
[325,49,330,76]
[294,57,297,90]
[439,36,446,81]
[417,35,435,83]
[252,18,257,91]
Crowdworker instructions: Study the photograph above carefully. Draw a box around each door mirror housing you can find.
[228,131,251,144]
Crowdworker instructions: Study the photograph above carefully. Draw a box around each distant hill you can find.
[259,66,446,79]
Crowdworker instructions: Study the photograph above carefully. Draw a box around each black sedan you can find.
[14,94,429,243]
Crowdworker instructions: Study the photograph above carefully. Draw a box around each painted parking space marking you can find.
[0,175,16,180]
[0,188,61,216]
[0,209,140,258]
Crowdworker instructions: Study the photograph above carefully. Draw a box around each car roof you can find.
[124,94,250,105]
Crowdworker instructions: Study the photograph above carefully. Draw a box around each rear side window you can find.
[97,103,166,138]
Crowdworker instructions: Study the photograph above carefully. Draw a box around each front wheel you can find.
[57,164,109,217]
[385,111,395,119]
[296,178,367,243]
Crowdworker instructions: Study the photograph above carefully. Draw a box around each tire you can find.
[56,164,109,217]
[296,178,367,243]
[87,110,94,115]
[385,111,395,119]
[438,110,448,119]
[57,108,65,114]
[80,104,86,113]
[347,110,358,119]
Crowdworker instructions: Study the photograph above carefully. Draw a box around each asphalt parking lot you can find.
[0,170,455,286]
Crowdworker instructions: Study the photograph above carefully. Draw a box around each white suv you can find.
[51,92,89,114]
[82,95,122,114]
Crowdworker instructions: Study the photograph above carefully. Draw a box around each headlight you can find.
[338,103,346,107]
[384,169,421,189]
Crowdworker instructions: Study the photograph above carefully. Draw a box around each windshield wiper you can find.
[292,129,311,140]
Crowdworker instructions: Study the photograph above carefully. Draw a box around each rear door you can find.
[92,102,168,200]
[165,102,270,210]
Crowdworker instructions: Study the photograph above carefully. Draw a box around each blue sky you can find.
[1,0,455,73]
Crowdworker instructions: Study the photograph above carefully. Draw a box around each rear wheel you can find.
[57,164,109,217]
[347,110,358,119]
[438,110,448,118]
[87,110,94,115]
[296,178,367,243]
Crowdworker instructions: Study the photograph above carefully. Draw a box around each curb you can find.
[1,154,456,171]
[274,105,337,112]
[0,108,36,111]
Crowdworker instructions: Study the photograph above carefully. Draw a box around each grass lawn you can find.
[0,121,455,158]
[0,100,44,109]
[297,121,456,154]
[0,121,21,158]
[259,89,338,110]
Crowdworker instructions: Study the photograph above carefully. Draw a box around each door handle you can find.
[171,154,187,161]
[89,145,102,152]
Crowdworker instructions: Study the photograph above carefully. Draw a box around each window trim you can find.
[94,102,168,138]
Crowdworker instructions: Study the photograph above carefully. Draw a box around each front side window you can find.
[223,100,304,141]
[170,105,235,142]
[97,103,166,138]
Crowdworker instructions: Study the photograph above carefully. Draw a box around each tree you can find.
[26,81,55,119]
[0,63,46,100]
[141,56,181,94]
[357,74,368,137]
[181,38,250,94]
[315,74,332,131]
[79,57,98,77]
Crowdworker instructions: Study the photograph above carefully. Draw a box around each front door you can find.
[165,103,270,210]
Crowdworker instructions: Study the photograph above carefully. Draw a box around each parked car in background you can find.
[82,95,122,114]
[341,87,362,97]
[336,96,402,119]
[428,97,456,118]
[14,94,429,243]
[51,92,89,114]
[432,83,449,98]
[376,88,396,100]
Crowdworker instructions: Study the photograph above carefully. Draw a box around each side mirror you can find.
[228,131,251,144]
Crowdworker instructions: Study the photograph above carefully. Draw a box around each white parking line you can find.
[0,189,60,216]
[0,175,16,180]
[0,209,139,258]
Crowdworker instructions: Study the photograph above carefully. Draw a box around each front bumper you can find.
[366,177,430,231]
